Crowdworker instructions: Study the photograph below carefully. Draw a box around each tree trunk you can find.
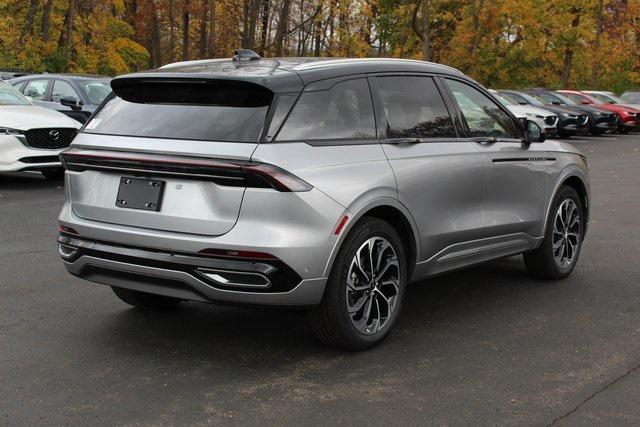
[19,0,39,46]
[151,5,162,66]
[561,8,581,88]
[259,0,270,56]
[58,0,77,50]
[207,0,216,57]
[169,0,175,61]
[469,0,484,57]
[411,0,430,61]
[199,0,209,58]
[182,0,190,61]
[313,1,322,56]
[422,0,430,61]
[591,0,603,85]
[274,0,292,56]
[40,0,54,42]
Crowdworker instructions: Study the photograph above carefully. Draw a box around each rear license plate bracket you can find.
[115,177,165,211]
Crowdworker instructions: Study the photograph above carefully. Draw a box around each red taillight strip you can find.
[198,248,278,260]
[60,149,312,192]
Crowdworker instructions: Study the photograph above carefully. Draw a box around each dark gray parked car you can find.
[9,74,111,123]
[57,54,590,350]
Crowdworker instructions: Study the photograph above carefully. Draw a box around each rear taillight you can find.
[198,248,278,260]
[60,149,312,192]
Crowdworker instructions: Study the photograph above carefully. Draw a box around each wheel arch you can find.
[322,197,420,280]
[544,168,590,237]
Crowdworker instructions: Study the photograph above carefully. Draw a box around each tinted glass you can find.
[52,80,79,102]
[622,92,640,103]
[85,82,273,142]
[565,93,587,104]
[266,94,296,140]
[74,79,111,104]
[376,76,456,139]
[0,82,29,106]
[446,79,519,138]
[23,79,49,100]
[276,78,375,141]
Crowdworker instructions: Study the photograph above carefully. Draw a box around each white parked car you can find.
[0,81,81,179]
[489,89,559,138]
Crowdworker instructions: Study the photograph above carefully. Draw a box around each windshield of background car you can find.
[492,93,514,106]
[553,93,578,106]
[73,79,112,104]
[515,92,545,107]
[84,80,273,142]
[622,92,640,103]
[0,82,30,106]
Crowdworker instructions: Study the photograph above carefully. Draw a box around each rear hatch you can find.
[65,78,281,236]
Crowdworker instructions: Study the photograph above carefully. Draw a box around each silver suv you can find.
[58,55,589,350]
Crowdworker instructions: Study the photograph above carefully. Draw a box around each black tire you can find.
[111,286,183,309]
[590,128,604,136]
[308,217,407,351]
[41,168,65,180]
[524,186,584,280]
[619,126,632,134]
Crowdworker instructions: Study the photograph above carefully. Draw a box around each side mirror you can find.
[60,96,82,111]
[520,118,546,143]
[581,100,591,105]
[552,101,562,106]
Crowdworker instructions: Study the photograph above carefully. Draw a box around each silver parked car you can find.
[58,54,590,350]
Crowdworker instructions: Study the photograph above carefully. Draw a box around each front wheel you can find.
[524,186,584,280]
[309,217,407,350]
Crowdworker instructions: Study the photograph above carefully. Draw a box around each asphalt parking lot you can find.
[1,133,639,426]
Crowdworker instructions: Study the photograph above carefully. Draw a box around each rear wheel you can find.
[524,186,584,280]
[111,286,183,309]
[309,217,407,350]
[41,168,65,180]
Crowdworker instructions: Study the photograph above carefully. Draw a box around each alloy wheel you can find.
[345,237,400,335]
[552,199,581,268]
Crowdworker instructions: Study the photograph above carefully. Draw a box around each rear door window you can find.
[23,79,50,101]
[84,80,273,142]
[375,76,456,139]
[276,78,375,142]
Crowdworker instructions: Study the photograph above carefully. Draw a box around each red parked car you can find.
[557,89,640,133]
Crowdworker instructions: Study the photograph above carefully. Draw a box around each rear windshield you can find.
[84,80,273,142]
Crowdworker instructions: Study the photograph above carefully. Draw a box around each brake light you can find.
[58,225,79,235]
[198,248,278,260]
[244,163,312,192]
[60,149,312,192]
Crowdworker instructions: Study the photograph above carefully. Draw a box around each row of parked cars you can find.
[490,88,640,138]
[0,74,111,179]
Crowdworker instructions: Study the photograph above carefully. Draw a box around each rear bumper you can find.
[59,234,327,306]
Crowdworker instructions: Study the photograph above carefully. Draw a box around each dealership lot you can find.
[1,133,639,425]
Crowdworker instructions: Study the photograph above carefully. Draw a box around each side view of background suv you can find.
[58,55,589,350]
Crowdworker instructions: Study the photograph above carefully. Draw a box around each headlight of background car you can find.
[0,127,24,136]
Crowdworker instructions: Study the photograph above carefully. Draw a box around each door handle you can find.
[471,136,498,144]
[384,138,421,145]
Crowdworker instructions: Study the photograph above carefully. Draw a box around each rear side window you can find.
[276,78,375,141]
[375,76,456,139]
[84,80,273,142]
